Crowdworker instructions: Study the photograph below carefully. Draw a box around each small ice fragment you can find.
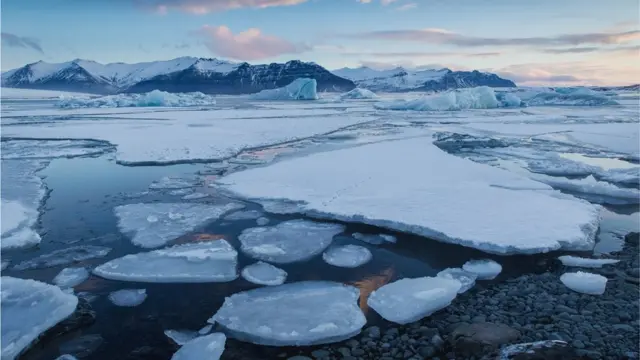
[241,261,287,286]
[182,193,209,200]
[169,189,193,196]
[1,260,9,271]
[557,255,619,268]
[322,245,372,268]
[437,268,477,293]
[171,333,226,360]
[108,289,147,307]
[224,210,263,221]
[198,324,213,335]
[53,267,90,288]
[462,259,502,280]
[560,272,607,295]
[165,329,198,346]
[56,355,78,360]
[149,177,197,190]
[256,217,270,226]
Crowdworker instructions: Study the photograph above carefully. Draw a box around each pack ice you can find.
[367,277,461,324]
[171,333,226,360]
[558,256,619,268]
[322,245,372,268]
[53,267,90,288]
[114,202,243,248]
[93,240,238,283]
[219,137,601,255]
[238,220,344,263]
[1,277,78,360]
[560,272,607,295]
[58,90,217,108]
[252,78,319,100]
[241,261,287,286]
[210,281,365,346]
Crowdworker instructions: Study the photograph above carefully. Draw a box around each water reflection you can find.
[350,267,394,315]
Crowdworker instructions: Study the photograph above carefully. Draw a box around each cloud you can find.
[357,0,399,5]
[195,25,310,60]
[396,3,416,11]
[1,32,44,54]
[542,45,640,54]
[136,0,307,14]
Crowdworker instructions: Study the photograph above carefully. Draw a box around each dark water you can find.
[3,153,638,360]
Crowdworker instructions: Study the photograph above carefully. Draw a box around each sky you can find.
[1,0,639,85]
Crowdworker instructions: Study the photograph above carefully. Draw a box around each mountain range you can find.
[1,57,517,95]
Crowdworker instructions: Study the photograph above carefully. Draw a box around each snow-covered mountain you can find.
[332,66,516,92]
[1,58,355,95]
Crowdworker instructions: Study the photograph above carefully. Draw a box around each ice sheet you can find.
[560,271,607,295]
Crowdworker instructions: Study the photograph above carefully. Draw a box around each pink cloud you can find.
[137,0,307,14]
[196,25,311,60]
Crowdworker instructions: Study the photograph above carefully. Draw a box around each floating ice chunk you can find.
[53,267,90,288]
[165,329,198,346]
[560,271,607,295]
[239,220,344,264]
[437,268,477,293]
[114,202,243,248]
[169,189,193,196]
[13,245,112,271]
[182,193,209,200]
[224,210,263,221]
[256,217,270,226]
[171,333,226,360]
[58,90,217,108]
[367,277,461,324]
[374,86,507,111]
[108,289,147,307]
[252,78,318,101]
[0,200,41,250]
[56,355,78,360]
[1,261,9,271]
[557,256,619,268]
[198,325,213,335]
[210,281,365,346]
[93,240,238,283]
[241,261,287,286]
[149,177,197,190]
[462,259,502,280]
[352,232,397,245]
[340,88,378,100]
[531,174,639,205]
[322,245,372,268]
[1,277,78,360]
[596,167,640,186]
[258,200,305,214]
[527,90,618,106]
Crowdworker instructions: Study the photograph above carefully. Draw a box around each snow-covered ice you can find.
[165,330,198,346]
[13,245,112,271]
[210,281,365,346]
[0,200,40,250]
[322,245,372,268]
[238,220,344,263]
[560,271,607,295]
[252,78,318,100]
[108,289,147,307]
[241,261,287,286]
[437,268,478,293]
[224,210,263,221]
[93,240,238,283]
[374,87,517,111]
[58,90,217,108]
[114,203,243,248]
[199,325,213,335]
[1,139,110,160]
[352,232,397,245]
[526,90,618,106]
[171,333,226,360]
[462,259,502,280]
[1,277,78,360]
[367,277,461,324]
[557,256,619,268]
[340,88,378,100]
[1,87,93,100]
[53,267,90,288]
[530,174,639,205]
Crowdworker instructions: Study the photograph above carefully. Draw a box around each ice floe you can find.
[13,245,112,271]
[352,232,397,245]
[256,217,270,226]
[93,240,238,283]
[1,139,110,160]
[53,267,90,288]
[1,277,78,360]
[224,210,263,221]
[530,174,639,205]
[114,202,243,248]
[241,261,287,286]
[462,259,502,280]
[322,245,372,268]
[238,220,344,263]
[526,90,618,106]
[108,289,147,307]
[165,330,198,345]
[210,281,365,346]
[374,86,518,111]
[58,90,217,108]
[340,88,378,100]
[560,271,607,295]
[437,268,478,293]
[557,256,619,268]
[171,333,226,360]
[367,277,461,324]
[252,78,318,101]
[149,176,198,190]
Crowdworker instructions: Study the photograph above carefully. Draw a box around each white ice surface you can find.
[1,140,109,160]
[149,177,198,190]
[252,78,318,100]
[462,259,502,280]
[560,271,607,295]
[241,261,287,286]
[171,333,226,360]
[108,289,147,307]
[165,329,198,346]
[93,240,238,283]
[53,267,90,288]
[1,277,78,360]
[530,174,639,205]
[59,90,217,108]
[340,88,378,100]
[367,277,461,324]
[557,256,619,268]
[437,268,477,293]
[210,281,365,346]
[322,245,372,268]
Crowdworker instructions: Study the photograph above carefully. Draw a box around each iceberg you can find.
[13,245,112,271]
[252,78,318,100]
[1,277,78,360]
[560,271,607,295]
[437,268,477,293]
[53,267,90,288]
[526,89,618,106]
[238,220,344,264]
[165,330,198,346]
[352,232,397,245]
[210,281,365,346]
[93,240,238,283]
[114,202,243,248]
[340,88,378,100]
[108,289,147,307]
[241,261,287,286]
[374,86,518,111]
[557,255,619,268]
[367,277,461,324]
[171,333,226,360]
[462,259,502,280]
[322,245,372,268]
[58,90,217,108]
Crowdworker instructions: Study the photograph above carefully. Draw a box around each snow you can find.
[171,333,226,360]
[13,245,112,271]
[1,87,93,100]
[340,88,378,100]
[252,78,318,100]
[165,330,198,346]
[58,90,217,108]
[224,210,263,221]
[219,137,601,255]
[1,277,78,360]
[367,277,461,324]
[560,271,607,295]
[374,87,518,111]
[332,66,449,91]
[114,203,243,248]
[241,261,287,286]
[210,281,365,346]
[108,289,147,307]
[93,240,238,283]
[238,220,344,263]
[352,232,397,245]
[557,255,619,268]
[437,268,477,293]
[322,245,372,268]
[53,267,90,288]
[462,259,502,280]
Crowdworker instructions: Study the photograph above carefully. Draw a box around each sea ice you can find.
[352,232,397,245]
[210,281,365,346]
[437,268,478,293]
[55,355,78,360]
[1,277,78,360]
[367,277,461,324]
[1,139,110,160]
[238,220,344,263]
[224,210,263,221]
[241,261,287,286]
[340,88,378,100]
[374,86,516,111]
[252,78,318,100]
[557,255,619,268]
[58,90,217,108]
[560,271,607,295]
[149,176,198,190]
[256,217,270,226]
[165,329,198,345]
[53,267,90,288]
[462,259,502,280]
[182,192,209,200]
[530,174,639,205]
[198,325,213,335]
[322,245,372,268]
[13,245,112,271]
[1,200,40,250]
[108,289,147,307]
[526,90,618,106]
[171,333,226,360]
[596,167,640,186]
[93,240,238,283]
[114,202,243,248]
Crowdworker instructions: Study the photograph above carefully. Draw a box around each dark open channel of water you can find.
[3,153,638,360]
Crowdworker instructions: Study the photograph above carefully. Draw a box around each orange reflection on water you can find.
[350,267,395,315]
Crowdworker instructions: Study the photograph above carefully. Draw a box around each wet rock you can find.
[288,357,313,360]
[449,322,521,355]
[625,232,639,245]
[311,349,330,359]
[365,326,380,339]
[59,334,103,358]
[418,346,436,358]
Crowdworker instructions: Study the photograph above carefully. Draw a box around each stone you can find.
[59,334,103,358]
[338,347,351,357]
[311,349,330,359]
[418,346,436,358]
[572,340,585,349]
[612,324,635,332]
[366,326,381,339]
[352,348,365,356]
[449,322,521,355]
[431,335,445,349]
[288,357,312,360]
